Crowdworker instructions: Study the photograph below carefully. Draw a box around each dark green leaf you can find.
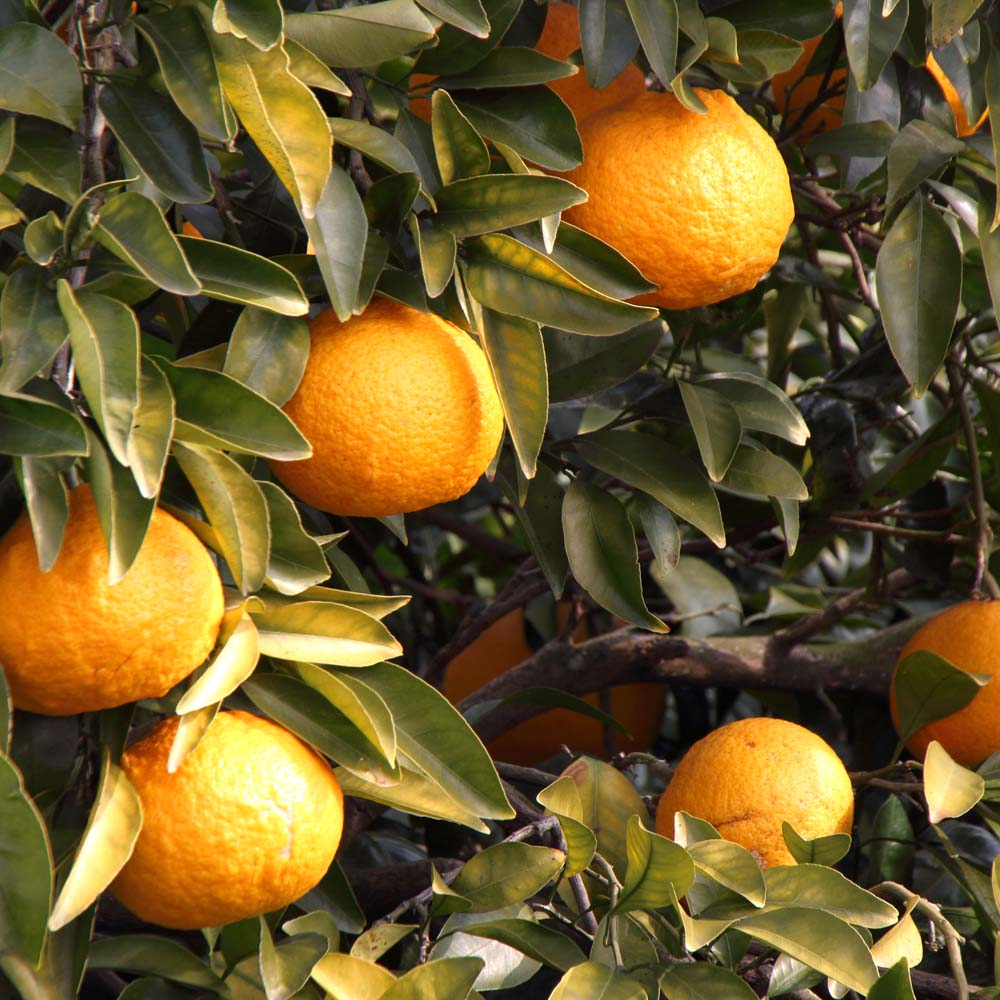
[416,0,489,37]
[719,0,838,39]
[545,323,661,401]
[624,0,678,86]
[435,46,577,88]
[635,493,680,569]
[696,372,809,445]
[562,478,667,631]
[14,456,70,572]
[0,23,81,128]
[868,960,917,1000]
[99,84,213,204]
[416,0,522,74]
[931,0,985,48]
[212,0,283,52]
[457,919,585,971]
[843,0,908,91]
[178,235,309,315]
[5,118,80,203]
[886,120,965,206]
[95,192,200,295]
[717,444,808,500]
[23,211,62,266]
[133,8,231,141]
[432,90,491,184]
[464,233,656,335]
[892,649,988,744]
[577,429,725,546]
[223,309,309,406]
[868,796,915,884]
[0,265,67,393]
[125,358,175,499]
[806,120,897,158]
[327,118,422,177]
[0,393,88,457]
[580,0,641,88]
[678,381,742,482]
[87,936,227,994]
[411,217,457,297]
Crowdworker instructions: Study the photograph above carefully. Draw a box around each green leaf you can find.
[435,174,586,237]
[252,601,402,666]
[48,751,142,931]
[480,309,546,477]
[411,216,457,297]
[327,118,422,177]
[156,357,310,460]
[868,796,915,885]
[0,393,88,457]
[764,866,896,928]
[285,0,436,68]
[0,752,53,965]
[892,649,988,745]
[379,957,484,1000]
[502,687,628,732]
[465,233,656,336]
[258,919,326,1000]
[285,40,350,96]
[550,962,647,1000]
[660,963,757,1000]
[457,918,586,971]
[0,264,69,392]
[562,479,667,632]
[243,673,398,785]
[625,0,678,86]
[434,46,577,89]
[870,916,922,974]
[456,88,583,171]
[99,84,213,204]
[212,0,283,52]
[23,210,63,266]
[175,614,259,715]
[930,0,984,48]
[451,843,565,912]
[302,164,368,321]
[311,952,396,998]
[617,813,695,912]
[717,444,809,501]
[57,283,139,467]
[126,358,175,499]
[0,190,23,230]
[262,586,409,620]
[259,483,330,595]
[877,195,961,396]
[536,776,597,876]
[924,740,985,823]
[415,0,521,75]
[94,192,199,296]
[416,0,489,36]
[576,430,725,547]
[687,839,765,908]
[87,936,228,994]
[432,90,491,185]
[133,8,232,141]
[734,908,878,996]
[579,0,640,87]
[635,493,680,569]
[695,372,809,446]
[0,23,81,128]
[868,960,918,1000]
[351,923,414,962]
[357,661,514,820]
[213,34,331,218]
[842,0,907,91]
[5,118,80,203]
[172,442,270,593]
[678,381,742,482]
[781,823,851,866]
[14,456,70,572]
[223,309,309,406]
[886,120,965,207]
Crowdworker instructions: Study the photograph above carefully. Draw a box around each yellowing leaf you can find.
[871,912,923,971]
[175,614,260,714]
[924,740,985,823]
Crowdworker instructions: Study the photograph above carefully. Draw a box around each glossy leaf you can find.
[172,442,270,594]
[466,234,657,336]
[212,0,283,52]
[5,118,80,203]
[167,704,219,774]
[379,957,484,1000]
[450,843,565,913]
[133,8,231,141]
[0,23,82,128]
[843,0,907,91]
[660,963,757,1000]
[562,478,667,631]
[49,751,142,931]
[176,615,259,715]
[781,823,851,866]
[258,919,327,1000]
[696,372,809,446]
[213,33,331,218]
[0,393,88,458]
[126,358,175,499]
[924,740,985,823]
[550,962,647,1000]
[577,430,725,547]
[259,483,330,595]
[635,493,680,569]
[15,456,70,572]
[892,650,987,745]
[625,0,678,86]
[99,84,213,204]
[434,46,577,89]
[871,914,922,971]
[876,195,961,397]
[223,309,308,406]
[87,936,228,993]
[687,840,766,908]
[458,918,586,972]
[432,90,491,185]
[0,752,53,965]
[580,0,640,88]
[417,0,489,36]
[868,959,918,1000]
[157,357,310,460]
[764,866,896,928]
[717,444,809,501]
[679,381,742,482]
[536,776,597,876]
[411,216,457,297]
[351,924,415,962]
[311,952,396,999]
[328,118,422,177]
[285,40,350,96]
[885,120,964,207]
[616,813,695,912]
[0,265,67,393]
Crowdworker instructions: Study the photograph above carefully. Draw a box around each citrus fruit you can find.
[563,88,794,311]
[442,606,664,764]
[0,484,224,716]
[410,2,645,125]
[926,53,989,137]
[655,717,854,868]
[112,710,345,929]
[271,297,504,517]
[890,600,1000,766]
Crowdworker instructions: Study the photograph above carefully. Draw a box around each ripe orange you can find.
[564,88,794,311]
[272,297,503,517]
[926,53,989,138]
[890,601,1000,766]
[771,20,845,139]
[410,2,645,125]
[112,711,344,929]
[0,484,224,716]
[442,607,664,764]
[655,717,854,869]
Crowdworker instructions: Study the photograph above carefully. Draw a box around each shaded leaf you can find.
[223,309,309,407]
[126,358,175,500]
[0,23,81,128]
[717,443,808,500]
[0,393,88,458]
[892,650,987,745]
[678,381,741,482]
[87,936,228,994]
[458,918,586,972]
[451,843,565,913]
[0,265,67,393]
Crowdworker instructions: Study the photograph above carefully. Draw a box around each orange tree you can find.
[5,0,1000,997]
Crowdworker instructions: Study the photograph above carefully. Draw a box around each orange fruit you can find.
[272,297,503,517]
[181,220,203,238]
[442,607,664,765]
[0,484,224,716]
[410,2,645,125]
[655,717,854,869]
[112,711,344,929]
[564,88,794,311]
[926,53,989,138]
[771,16,845,139]
[890,601,1000,766]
